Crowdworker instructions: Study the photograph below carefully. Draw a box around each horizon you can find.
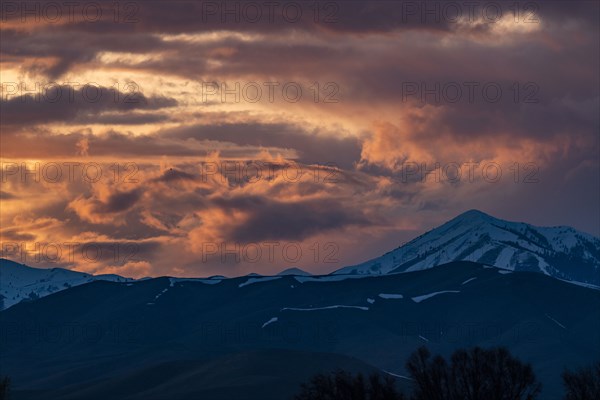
[2,207,598,279]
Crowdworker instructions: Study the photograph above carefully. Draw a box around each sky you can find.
[1,0,598,278]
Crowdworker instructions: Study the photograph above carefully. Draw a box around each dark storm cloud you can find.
[0,1,458,35]
[2,0,598,276]
[453,145,600,237]
[0,191,17,200]
[151,169,198,183]
[397,97,599,145]
[211,196,370,243]
[0,27,165,78]
[3,2,597,105]
[0,127,288,159]
[101,189,142,213]
[5,10,595,149]
[0,85,177,126]
[4,118,355,180]
[132,38,347,79]
[163,122,362,168]
[5,1,597,34]
[0,229,37,241]
[88,112,171,125]
[49,195,173,240]
[5,1,595,81]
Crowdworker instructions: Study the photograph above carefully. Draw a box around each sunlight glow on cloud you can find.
[1,0,598,276]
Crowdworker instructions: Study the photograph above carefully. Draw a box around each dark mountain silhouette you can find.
[2,262,598,399]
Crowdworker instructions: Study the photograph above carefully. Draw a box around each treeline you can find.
[294,346,600,400]
[0,377,10,400]
[1,348,598,399]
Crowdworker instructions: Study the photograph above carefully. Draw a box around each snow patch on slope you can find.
[378,293,403,299]
[262,317,278,328]
[461,277,477,285]
[545,314,566,329]
[239,276,281,288]
[412,291,460,303]
[295,275,369,283]
[281,305,369,311]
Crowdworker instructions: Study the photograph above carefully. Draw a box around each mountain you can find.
[15,350,393,400]
[2,261,598,399]
[0,258,132,310]
[334,210,600,286]
[2,209,598,311]
[277,267,312,276]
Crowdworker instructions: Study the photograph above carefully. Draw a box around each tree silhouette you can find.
[406,346,541,400]
[562,362,600,400]
[0,376,11,400]
[294,370,404,400]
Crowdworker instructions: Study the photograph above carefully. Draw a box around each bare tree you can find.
[563,362,600,400]
[406,346,541,400]
[295,370,404,400]
[0,376,11,400]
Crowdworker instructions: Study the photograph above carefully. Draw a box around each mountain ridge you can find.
[2,261,599,400]
[2,209,598,310]
[0,259,133,310]
[333,209,600,286]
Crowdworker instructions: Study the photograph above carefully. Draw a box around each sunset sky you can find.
[1,0,598,278]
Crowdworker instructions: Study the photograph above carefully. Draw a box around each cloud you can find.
[162,122,362,168]
[0,191,17,200]
[213,196,371,243]
[0,84,177,127]
[68,188,142,224]
[97,260,153,279]
[1,0,598,277]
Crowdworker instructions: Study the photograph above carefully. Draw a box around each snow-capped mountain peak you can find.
[0,259,132,310]
[277,267,312,276]
[334,210,600,286]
